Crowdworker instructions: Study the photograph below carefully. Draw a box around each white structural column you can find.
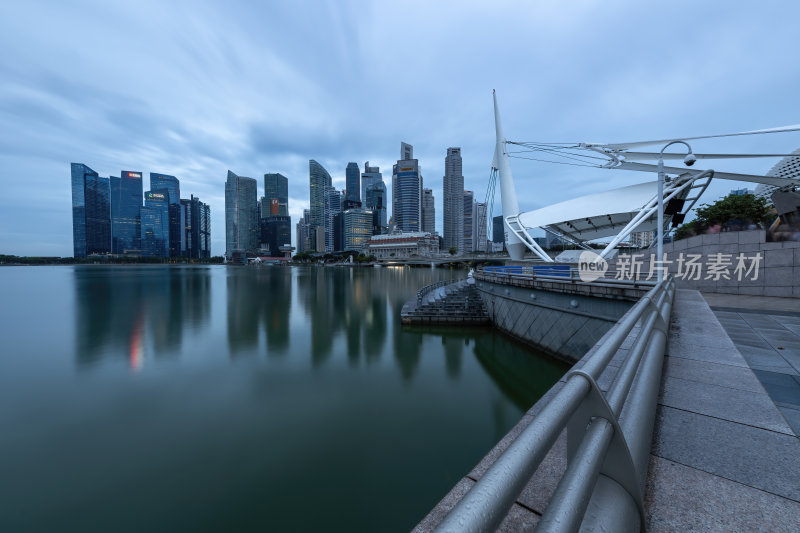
[492,91,526,261]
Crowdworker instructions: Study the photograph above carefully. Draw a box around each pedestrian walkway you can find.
[707,292,800,436]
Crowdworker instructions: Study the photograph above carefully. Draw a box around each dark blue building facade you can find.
[141,190,170,257]
[110,170,143,254]
[150,173,181,257]
[71,163,111,257]
[345,162,360,204]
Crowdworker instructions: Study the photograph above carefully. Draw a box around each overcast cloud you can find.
[1,0,799,256]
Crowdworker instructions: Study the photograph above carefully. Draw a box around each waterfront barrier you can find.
[432,276,675,533]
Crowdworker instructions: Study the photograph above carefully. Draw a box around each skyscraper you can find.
[225,170,259,258]
[309,160,332,228]
[296,209,311,253]
[443,147,464,254]
[71,163,111,257]
[463,191,474,252]
[361,162,383,203]
[365,181,387,231]
[422,188,435,234]
[180,195,211,258]
[110,170,142,254]
[141,190,170,257]
[150,173,181,257]
[260,216,292,256]
[345,162,360,205]
[492,215,505,245]
[324,186,342,253]
[264,173,289,216]
[343,209,373,252]
[473,202,487,252]
[392,142,422,232]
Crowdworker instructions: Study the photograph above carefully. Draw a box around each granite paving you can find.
[709,296,800,435]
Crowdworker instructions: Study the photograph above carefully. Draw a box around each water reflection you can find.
[73,265,211,368]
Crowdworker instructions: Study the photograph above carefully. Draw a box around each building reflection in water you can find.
[292,266,452,375]
[226,266,292,356]
[73,265,211,369]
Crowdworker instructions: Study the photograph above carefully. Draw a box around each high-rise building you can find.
[492,215,505,245]
[309,160,332,228]
[463,191,474,252]
[473,202,487,252]
[343,209,373,252]
[264,173,289,216]
[401,142,413,160]
[150,173,181,257]
[260,215,292,256]
[392,142,422,232]
[361,162,383,203]
[324,186,343,253]
[110,170,142,254]
[296,209,311,253]
[443,147,464,254]
[754,147,800,207]
[225,170,259,259]
[180,195,211,258]
[345,162,360,204]
[71,163,111,257]
[422,188,435,234]
[365,181,388,232]
[141,190,170,257]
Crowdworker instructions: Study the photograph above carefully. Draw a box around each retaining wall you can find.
[474,273,645,362]
[608,230,800,297]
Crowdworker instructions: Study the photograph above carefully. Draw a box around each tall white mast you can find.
[493,90,526,260]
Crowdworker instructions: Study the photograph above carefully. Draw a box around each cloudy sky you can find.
[2,0,799,256]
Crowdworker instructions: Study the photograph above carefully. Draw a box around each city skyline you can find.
[4,2,800,256]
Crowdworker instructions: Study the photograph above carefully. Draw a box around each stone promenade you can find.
[416,289,800,532]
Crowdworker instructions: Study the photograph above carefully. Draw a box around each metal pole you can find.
[656,155,664,282]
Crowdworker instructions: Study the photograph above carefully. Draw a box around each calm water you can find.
[0,265,566,532]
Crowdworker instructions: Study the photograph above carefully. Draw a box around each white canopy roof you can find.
[518,181,662,241]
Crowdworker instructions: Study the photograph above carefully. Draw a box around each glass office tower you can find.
[141,190,170,257]
[110,170,143,254]
[71,163,111,257]
[361,162,383,205]
[150,173,181,257]
[345,162,360,204]
[225,170,259,259]
[264,173,289,216]
[392,143,422,233]
[309,160,332,229]
[343,209,373,252]
[365,181,387,231]
[324,186,343,253]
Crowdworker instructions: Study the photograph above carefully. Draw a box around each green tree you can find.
[673,193,772,241]
[448,246,457,255]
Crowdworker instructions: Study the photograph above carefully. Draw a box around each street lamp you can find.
[657,141,695,281]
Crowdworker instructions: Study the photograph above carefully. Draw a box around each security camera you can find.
[683,153,697,166]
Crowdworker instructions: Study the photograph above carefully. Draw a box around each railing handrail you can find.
[416,279,454,307]
[477,266,658,287]
[433,276,675,533]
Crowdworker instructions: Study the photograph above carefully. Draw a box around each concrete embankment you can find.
[474,271,648,362]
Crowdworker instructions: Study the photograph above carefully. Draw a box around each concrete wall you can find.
[475,277,637,362]
[608,230,800,298]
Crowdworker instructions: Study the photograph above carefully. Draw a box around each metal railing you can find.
[433,276,675,533]
[416,279,454,307]
[479,265,657,288]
